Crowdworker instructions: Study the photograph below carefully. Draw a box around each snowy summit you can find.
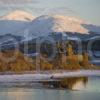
[0,10,35,21]
[28,15,89,37]
[0,10,100,40]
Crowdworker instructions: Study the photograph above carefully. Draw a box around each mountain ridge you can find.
[0,10,100,41]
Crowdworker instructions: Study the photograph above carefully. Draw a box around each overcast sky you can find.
[0,0,100,25]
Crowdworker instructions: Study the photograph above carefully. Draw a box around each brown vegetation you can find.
[0,50,35,72]
[0,42,97,72]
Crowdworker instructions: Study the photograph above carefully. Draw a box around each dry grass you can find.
[0,50,35,72]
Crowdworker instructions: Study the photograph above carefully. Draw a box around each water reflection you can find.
[44,77,88,90]
[0,77,100,100]
[5,89,27,100]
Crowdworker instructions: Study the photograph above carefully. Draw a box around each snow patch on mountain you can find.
[0,10,35,21]
[0,10,35,35]
[0,10,100,41]
[28,15,89,36]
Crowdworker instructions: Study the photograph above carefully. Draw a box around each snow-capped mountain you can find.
[0,10,35,35]
[27,15,89,39]
[0,10,35,21]
[31,15,88,33]
[0,10,100,41]
[0,10,100,55]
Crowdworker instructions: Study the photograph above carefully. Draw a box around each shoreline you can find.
[0,70,100,83]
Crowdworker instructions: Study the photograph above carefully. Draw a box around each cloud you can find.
[0,0,78,17]
[0,0,37,4]
[31,7,78,16]
[52,7,78,15]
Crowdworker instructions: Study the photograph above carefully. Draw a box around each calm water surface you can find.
[0,77,100,100]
